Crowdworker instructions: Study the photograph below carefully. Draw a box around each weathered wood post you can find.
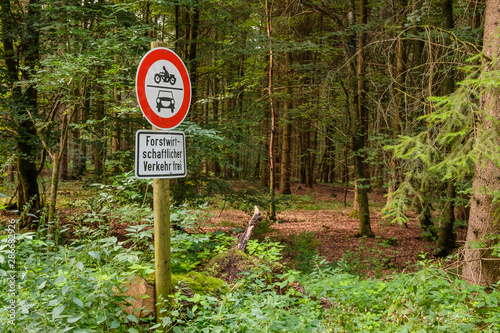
[151,40,172,324]
[136,41,190,327]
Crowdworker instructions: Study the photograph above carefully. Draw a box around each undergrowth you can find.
[1,173,499,332]
[157,259,500,333]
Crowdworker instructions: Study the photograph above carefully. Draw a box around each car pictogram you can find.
[156,90,175,113]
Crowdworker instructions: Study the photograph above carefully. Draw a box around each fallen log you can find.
[237,206,262,251]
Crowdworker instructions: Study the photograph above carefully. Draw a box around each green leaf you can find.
[62,285,70,295]
[88,251,100,260]
[38,280,47,290]
[67,313,84,323]
[110,320,120,329]
[55,275,66,284]
[48,299,61,307]
[128,328,139,333]
[127,314,138,323]
[73,297,84,308]
[52,305,65,320]
[96,313,106,324]
[76,262,84,271]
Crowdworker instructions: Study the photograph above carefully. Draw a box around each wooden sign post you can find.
[153,168,171,321]
[151,40,171,324]
[135,40,191,325]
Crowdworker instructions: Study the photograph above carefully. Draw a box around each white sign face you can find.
[144,60,184,117]
[135,130,187,179]
[136,48,191,130]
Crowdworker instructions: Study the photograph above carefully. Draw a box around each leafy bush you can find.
[246,238,284,263]
[86,171,153,207]
[0,228,148,332]
[283,231,320,273]
[339,236,397,278]
[157,259,500,333]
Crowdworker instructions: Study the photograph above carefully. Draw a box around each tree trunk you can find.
[1,0,41,228]
[418,182,436,241]
[436,182,456,257]
[74,91,89,178]
[93,77,105,176]
[387,1,408,206]
[111,64,122,175]
[347,0,374,237]
[48,111,72,225]
[462,0,500,286]
[266,0,277,221]
[279,51,292,195]
[435,0,456,257]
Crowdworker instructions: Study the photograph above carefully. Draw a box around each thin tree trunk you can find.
[111,58,122,175]
[347,0,374,237]
[48,112,70,224]
[266,0,276,221]
[188,0,200,119]
[387,0,408,205]
[279,98,292,194]
[436,182,456,257]
[435,0,456,257]
[74,89,89,177]
[93,75,105,175]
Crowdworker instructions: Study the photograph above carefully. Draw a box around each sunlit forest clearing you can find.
[1,0,500,332]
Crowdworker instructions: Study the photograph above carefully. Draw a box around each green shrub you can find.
[284,231,320,273]
[0,229,148,332]
[155,258,500,333]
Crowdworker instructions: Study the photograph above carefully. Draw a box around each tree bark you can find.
[188,0,200,119]
[347,0,374,237]
[462,0,500,286]
[74,89,89,178]
[387,0,408,206]
[436,182,456,257]
[1,0,41,228]
[435,0,456,257]
[93,75,105,175]
[266,0,277,221]
[111,59,122,175]
[237,206,262,251]
[279,50,292,195]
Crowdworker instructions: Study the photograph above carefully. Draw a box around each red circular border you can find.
[136,48,191,129]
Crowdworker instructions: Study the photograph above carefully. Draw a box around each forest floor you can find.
[207,181,467,276]
[1,178,466,277]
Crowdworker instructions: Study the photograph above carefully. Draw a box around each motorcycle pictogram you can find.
[154,66,177,85]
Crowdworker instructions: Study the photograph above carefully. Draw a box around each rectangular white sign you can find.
[135,130,186,179]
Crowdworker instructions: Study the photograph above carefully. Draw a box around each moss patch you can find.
[145,271,227,296]
[204,248,260,282]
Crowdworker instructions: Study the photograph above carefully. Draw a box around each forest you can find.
[1,0,500,332]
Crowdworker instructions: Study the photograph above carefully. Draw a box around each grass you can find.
[279,193,352,211]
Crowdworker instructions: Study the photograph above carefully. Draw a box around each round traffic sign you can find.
[136,48,191,130]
